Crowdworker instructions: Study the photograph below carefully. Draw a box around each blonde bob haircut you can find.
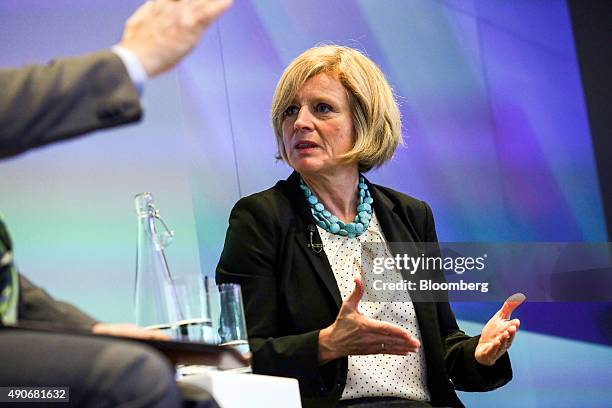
[271,45,403,172]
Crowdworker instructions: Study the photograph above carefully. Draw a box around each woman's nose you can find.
[293,106,314,131]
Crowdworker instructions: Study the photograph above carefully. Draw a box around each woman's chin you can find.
[289,158,325,175]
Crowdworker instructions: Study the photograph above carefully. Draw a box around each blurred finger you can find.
[201,0,233,14]
[498,342,510,356]
[497,331,510,343]
[383,346,419,356]
[497,319,520,336]
[147,0,165,15]
[195,0,232,21]
[367,318,419,346]
[498,293,526,319]
[492,337,505,356]
[503,330,517,348]
[508,318,521,329]
[145,330,171,341]
[370,339,419,356]
[376,333,420,349]
[344,276,364,310]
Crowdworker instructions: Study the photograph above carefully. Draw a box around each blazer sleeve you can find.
[421,200,512,391]
[216,196,332,395]
[17,274,97,330]
[0,50,142,158]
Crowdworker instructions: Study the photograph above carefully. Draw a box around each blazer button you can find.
[97,107,122,120]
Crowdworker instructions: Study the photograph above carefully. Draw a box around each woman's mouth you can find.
[294,141,319,151]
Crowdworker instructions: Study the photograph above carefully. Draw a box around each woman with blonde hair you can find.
[217,45,521,408]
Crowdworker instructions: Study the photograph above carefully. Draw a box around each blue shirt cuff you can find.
[111,45,148,96]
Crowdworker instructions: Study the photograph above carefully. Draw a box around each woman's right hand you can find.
[318,276,420,364]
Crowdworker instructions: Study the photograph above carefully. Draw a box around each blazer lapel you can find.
[368,179,439,350]
[282,172,342,309]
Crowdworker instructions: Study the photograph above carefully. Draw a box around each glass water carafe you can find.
[133,192,183,328]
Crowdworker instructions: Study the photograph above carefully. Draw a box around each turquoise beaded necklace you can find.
[300,175,373,238]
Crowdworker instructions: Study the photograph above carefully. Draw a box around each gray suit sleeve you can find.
[0,50,142,158]
[18,274,98,330]
[1,50,142,328]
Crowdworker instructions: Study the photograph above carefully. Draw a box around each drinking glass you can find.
[171,274,218,344]
[217,283,251,361]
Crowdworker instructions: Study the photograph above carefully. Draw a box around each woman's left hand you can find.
[474,293,525,366]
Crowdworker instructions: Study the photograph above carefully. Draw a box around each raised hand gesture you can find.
[318,276,420,364]
[475,293,525,366]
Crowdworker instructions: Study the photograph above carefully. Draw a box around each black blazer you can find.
[216,172,512,408]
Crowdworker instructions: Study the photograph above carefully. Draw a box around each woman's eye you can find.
[316,103,332,113]
[284,105,299,116]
